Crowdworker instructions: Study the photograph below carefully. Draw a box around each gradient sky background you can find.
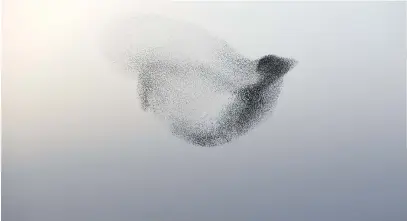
[2,1,407,221]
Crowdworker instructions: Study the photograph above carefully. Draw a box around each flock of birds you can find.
[104,15,297,147]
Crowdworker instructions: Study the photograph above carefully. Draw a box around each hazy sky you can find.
[2,1,406,221]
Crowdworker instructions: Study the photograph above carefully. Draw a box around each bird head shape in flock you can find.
[104,14,298,147]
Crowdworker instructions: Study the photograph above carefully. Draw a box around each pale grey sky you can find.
[2,1,406,221]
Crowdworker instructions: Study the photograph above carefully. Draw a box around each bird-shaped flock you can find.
[103,14,297,147]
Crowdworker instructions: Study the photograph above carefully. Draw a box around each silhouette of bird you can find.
[103,14,297,146]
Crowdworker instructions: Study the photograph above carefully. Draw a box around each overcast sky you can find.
[2,1,406,221]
